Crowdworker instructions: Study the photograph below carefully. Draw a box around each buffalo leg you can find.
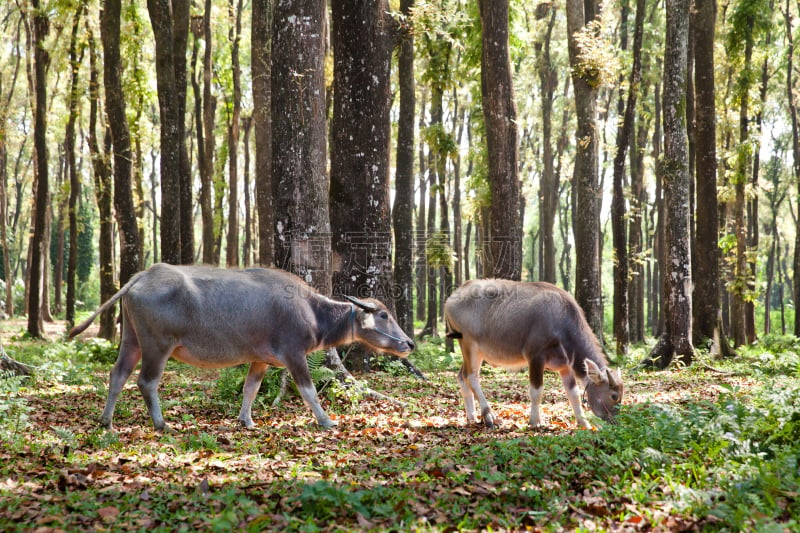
[136,339,172,432]
[456,363,477,424]
[100,324,141,430]
[561,369,590,429]
[284,355,335,428]
[528,356,546,427]
[238,362,268,428]
[458,343,494,428]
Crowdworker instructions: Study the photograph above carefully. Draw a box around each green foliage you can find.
[425,231,454,269]
[725,0,774,58]
[77,338,119,366]
[76,200,95,285]
[215,351,335,408]
[292,481,394,523]
[0,370,31,448]
[411,335,458,372]
[572,19,620,88]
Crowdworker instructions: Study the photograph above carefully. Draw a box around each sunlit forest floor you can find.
[0,321,798,531]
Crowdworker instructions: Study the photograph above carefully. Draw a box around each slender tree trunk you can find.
[191,13,213,265]
[644,0,694,368]
[693,0,732,356]
[104,0,141,285]
[0,17,21,317]
[226,0,243,268]
[415,98,428,322]
[787,0,800,336]
[252,0,274,266]
[566,0,603,336]
[27,0,49,338]
[628,66,651,344]
[148,0,183,265]
[479,0,521,281]
[242,115,253,266]
[54,154,65,315]
[87,21,116,340]
[650,77,663,337]
[747,19,772,343]
[423,165,438,337]
[393,0,415,335]
[172,0,193,265]
[611,0,645,355]
[452,103,464,288]
[65,4,83,329]
[536,3,558,284]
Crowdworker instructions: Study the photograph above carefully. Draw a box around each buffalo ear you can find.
[584,359,608,385]
[343,294,378,313]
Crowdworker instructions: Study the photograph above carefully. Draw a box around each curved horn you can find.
[343,294,378,313]
[606,367,621,388]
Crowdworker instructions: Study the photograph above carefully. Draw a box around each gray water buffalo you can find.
[69,263,415,431]
[445,279,623,429]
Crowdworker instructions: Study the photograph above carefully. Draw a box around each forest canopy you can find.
[0,0,797,360]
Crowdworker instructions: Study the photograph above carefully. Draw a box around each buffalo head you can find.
[343,295,416,356]
[584,359,623,422]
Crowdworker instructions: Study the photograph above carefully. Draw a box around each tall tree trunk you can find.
[731,20,754,347]
[148,0,184,265]
[191,13,213,265]
[415,99,428,321]
[610,0,645,355]
[172,0,193,266]
[330,0,395,306]
[479,0,521,281]
[650,77,663,337]
[252,0,274,266]
[788,0,800,336]
[27,0,49,338]
[392,0,415,336]
[693,0,732,356]
[0,16,21,317]
[226,0,243,268]
[242,115,253,266]
[423,165,438,337]
[104,0,141,286]
[535,3,558,284]
[65,4,83,329]
[54,154,65,316]
[748,16,772,343]
[272,0,330,293]
[644,0,694,368]
[566,0,603,336]
[452,103,464,289]
[87,21,116,340]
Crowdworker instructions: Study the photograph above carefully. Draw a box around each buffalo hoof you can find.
[318,418,337,429]
[481,409,495,429]
[238,418,256,429]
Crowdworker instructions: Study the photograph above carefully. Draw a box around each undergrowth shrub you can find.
[0,370,31,448]
[591,381,800,530]
[413,336,458,372]
[214,351,336,408]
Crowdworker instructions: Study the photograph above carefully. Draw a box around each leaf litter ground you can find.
[0,351,790,532]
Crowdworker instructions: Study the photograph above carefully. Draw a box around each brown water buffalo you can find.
[69,263,415,431]
[444,279,623,429]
